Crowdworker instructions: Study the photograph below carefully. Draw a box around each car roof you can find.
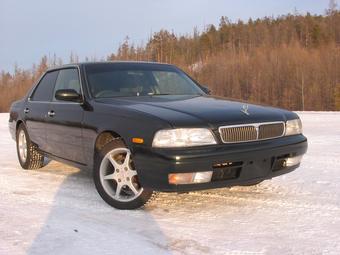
[46,61,174,72]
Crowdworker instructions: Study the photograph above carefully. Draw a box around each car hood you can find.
[96,95,297,128]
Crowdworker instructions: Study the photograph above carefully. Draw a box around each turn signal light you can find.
[132,138,144,144]
[168,171,213,185]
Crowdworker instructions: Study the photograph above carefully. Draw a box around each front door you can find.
[44,68,85,164]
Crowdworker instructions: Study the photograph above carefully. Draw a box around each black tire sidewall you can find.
[93,139,153,210]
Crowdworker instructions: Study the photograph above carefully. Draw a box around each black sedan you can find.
[8,62,308,209]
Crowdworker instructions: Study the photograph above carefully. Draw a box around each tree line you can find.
[1,9,340,112]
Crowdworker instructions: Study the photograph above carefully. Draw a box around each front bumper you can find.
[133,134,308,192]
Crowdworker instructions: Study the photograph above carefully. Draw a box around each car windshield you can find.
[85,63,204,98]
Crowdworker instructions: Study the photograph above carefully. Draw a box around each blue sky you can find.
[0,0,331,72]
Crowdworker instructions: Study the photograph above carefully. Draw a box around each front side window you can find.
[31,71,59,101]
[152,71,196,95]
[85,64,204,98]
[53,68,81,101]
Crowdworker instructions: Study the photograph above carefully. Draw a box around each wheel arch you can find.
[16,119,24,131]
[15,120,28,141]
[94,130,126,155]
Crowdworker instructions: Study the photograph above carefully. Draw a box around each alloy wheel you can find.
[18,129,27,162]
[99,148,143,202]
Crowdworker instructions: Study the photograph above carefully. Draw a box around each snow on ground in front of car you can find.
[0,112,340,255]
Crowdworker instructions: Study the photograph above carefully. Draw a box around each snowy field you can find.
[0,112,340,255]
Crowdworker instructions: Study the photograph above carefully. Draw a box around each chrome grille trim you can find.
[219,121,285,143]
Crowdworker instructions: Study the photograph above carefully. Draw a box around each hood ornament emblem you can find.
[241,104,250,116]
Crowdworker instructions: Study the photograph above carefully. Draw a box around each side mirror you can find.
[55,89,82,102]
[199,85,211,95]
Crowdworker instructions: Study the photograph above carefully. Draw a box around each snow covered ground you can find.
[0,112,340,255]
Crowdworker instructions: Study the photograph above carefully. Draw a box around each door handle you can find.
[24,108,29,114]
[48,110,55,117]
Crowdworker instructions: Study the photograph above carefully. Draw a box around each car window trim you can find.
[28,70,59,102]
[84,67,204,99]
[28,65,85,104]
[51,67,84,104]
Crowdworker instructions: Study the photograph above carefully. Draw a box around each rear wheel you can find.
[16,123,44,169]
[93,139,154,210]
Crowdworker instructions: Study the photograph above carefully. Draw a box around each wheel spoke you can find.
[127,181,139,195]
[129,170,138,178]
[103,173,116,180]
[123,152,131,166]
[115,183,123,198]
[108,155,121,169]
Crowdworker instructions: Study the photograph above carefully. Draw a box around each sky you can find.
[0,0,331,72]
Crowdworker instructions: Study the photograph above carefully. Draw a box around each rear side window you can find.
[53,68,81,101]
[31,71,59,101]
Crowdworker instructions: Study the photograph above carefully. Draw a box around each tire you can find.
[16,123,44,170]
[93,139,154,210]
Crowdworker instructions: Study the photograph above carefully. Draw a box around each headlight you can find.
[285,119,302,136]
[152,128,217,148]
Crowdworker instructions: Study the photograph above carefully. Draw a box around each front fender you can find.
[82,103,171,167]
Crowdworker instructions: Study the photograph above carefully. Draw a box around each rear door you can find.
[44,68,85,164]
[25,70,59,152]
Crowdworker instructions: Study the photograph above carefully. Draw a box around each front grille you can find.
[220,126,257,143]
[219,122,285,143]
[258,123,285,139]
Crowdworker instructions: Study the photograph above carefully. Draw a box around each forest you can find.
[0,8,339,112]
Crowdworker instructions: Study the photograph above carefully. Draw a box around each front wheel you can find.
[93,139,154,210]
